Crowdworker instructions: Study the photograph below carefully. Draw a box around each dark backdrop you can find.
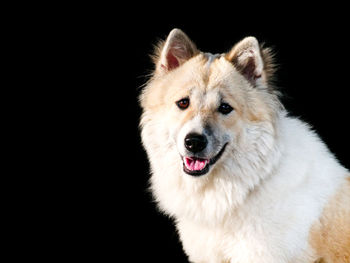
[126,7,349,262]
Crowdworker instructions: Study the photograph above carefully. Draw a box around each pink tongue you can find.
[185,157,207,171]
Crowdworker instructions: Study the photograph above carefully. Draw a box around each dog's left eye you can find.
[218,103,233,115]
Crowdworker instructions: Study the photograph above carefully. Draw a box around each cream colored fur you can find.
[140,29,350,263]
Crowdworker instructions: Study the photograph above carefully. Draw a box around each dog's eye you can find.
[176,98,190,110]
[218,103,233,115]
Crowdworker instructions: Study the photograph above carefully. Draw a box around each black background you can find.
[121,6,349,262]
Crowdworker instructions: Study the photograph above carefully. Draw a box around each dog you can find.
[139,28,350,263]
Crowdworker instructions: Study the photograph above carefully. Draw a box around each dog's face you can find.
[164,55,247,177]
[141,29,280,179]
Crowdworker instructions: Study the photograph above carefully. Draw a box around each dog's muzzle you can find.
[182,137,228,177]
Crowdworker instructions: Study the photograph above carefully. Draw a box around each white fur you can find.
[141,108,347,262]
[140,31,349,262]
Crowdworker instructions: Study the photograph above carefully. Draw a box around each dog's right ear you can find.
[152,29,198,75]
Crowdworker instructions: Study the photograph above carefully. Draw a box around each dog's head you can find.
[141,29,281,181]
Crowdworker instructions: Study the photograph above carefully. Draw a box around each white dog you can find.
[140,28,350,263]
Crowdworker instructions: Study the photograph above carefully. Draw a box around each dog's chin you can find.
[182,143,228,177]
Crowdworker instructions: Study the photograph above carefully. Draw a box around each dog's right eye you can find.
[176,98,190,110]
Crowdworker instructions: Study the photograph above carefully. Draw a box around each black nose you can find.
[184,133,208,153]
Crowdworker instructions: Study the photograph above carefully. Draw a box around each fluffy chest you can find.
[175,180,332,263]
[177,209,314,263]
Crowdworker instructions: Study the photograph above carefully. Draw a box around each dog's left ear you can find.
[153,29,199,75]
[226,37,274,86]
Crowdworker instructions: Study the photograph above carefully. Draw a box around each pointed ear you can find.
[226,37,273,86]
[153,29,198,75]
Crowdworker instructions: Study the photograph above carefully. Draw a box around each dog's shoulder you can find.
[309,175,350,263]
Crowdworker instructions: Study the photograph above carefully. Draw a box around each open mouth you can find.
[183,143,228,176]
